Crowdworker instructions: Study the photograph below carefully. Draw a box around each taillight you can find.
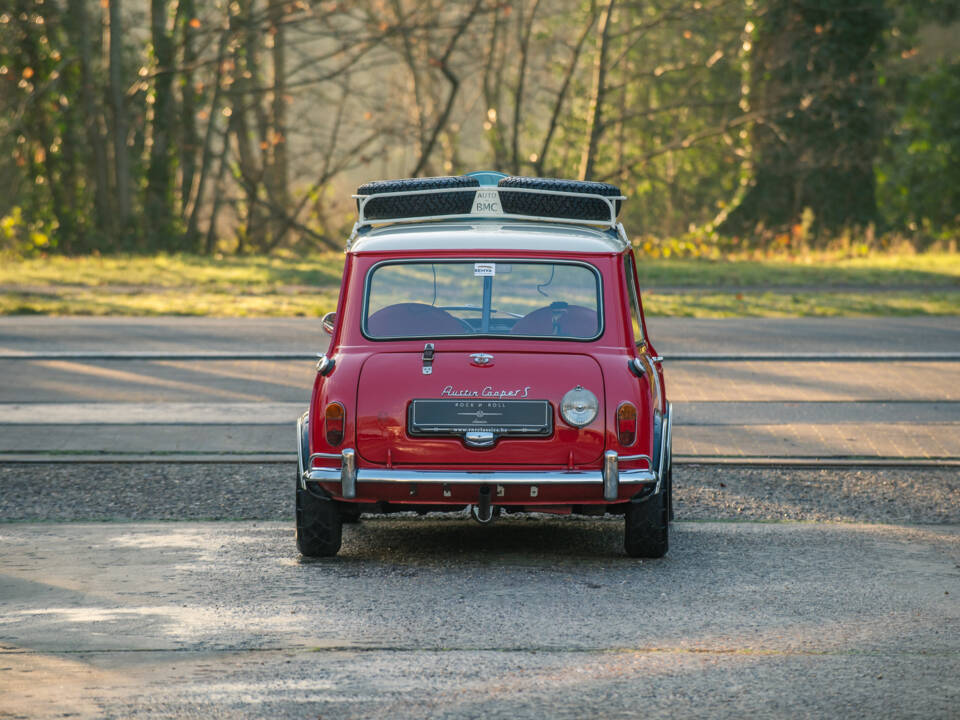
[324,402,345,446]
[617,402,637,446]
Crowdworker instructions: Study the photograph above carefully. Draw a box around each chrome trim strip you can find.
[634,353,663,427]
[296,412,308,490]
[654,404,671,495]
[303,466,657,486]
[309,451,343,463]
[619,453,652,466]
[633,353,663,475]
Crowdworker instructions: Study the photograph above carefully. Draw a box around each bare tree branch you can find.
[579,0,615,181]
[409,0,486,177]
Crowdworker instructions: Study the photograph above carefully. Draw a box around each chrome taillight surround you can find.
[560,385,599,428]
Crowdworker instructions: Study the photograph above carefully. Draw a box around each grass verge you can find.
[643,291,960,317]
[1,251,957,318]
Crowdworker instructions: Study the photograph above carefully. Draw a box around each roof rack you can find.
[347,176,626,246]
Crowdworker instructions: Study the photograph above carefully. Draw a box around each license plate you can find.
[408,399,552,437]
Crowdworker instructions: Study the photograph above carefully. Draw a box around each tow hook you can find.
[471,485,496,524]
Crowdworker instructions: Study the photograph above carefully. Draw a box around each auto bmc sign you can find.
[471,189,503,215]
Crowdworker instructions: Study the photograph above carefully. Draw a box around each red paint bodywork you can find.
[308,247,666,508]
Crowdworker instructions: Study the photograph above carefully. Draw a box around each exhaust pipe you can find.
[471,485,495,524]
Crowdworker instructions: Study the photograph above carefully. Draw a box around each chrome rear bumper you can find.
[297,405,671,502]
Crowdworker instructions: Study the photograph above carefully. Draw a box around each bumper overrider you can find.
[297,404,671,503]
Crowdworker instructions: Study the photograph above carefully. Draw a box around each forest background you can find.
[0,0,958,268]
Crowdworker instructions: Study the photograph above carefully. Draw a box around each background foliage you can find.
[1,0,958,257]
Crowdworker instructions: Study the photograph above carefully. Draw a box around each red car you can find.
[296,172,672,557]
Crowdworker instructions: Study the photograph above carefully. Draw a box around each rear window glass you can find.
[364,261,602,340]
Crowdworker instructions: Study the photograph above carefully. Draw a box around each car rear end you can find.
[301,248,668,524]
[296,173,670,557]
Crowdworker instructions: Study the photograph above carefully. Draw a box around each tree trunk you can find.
[510,0,541,175]
[578,0,615,181]
[67,0,113,242]
[231,0,268,251]
[392,0,429,163]
[187,30,229,250]
[534,7,597,176]
[409,0,484,177]
[267,0,290,248]
[146,0,178,249]
[179,0,200,221]
[205,125,233,255]
[14,1,77,251]
[481,4,507,171]
[108,0,132,235]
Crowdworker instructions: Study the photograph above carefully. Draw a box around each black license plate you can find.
[408,399,552,437]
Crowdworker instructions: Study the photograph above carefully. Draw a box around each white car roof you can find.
[348,220,629,254]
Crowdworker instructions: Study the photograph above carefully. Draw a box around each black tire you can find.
[295,476,342,557]
[498,176,622,221]
[357,176,479,220]
[624,488,669,558]
[340,506,362,524]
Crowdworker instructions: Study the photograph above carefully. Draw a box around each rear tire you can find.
[295,475,342,557]
[340,506,362,524]
[624,487,669,558]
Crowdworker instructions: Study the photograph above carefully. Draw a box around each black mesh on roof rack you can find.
[357,176,479,220]
[498,177,622,221]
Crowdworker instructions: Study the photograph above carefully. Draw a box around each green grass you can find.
[0,289,341,317]
[633,252,960,288]
[1,251,957,318]
[0,252,345,290]
[643,291,960,317]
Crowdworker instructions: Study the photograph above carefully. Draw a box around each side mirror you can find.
[321,311,337,336]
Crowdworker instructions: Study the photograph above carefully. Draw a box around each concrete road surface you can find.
[3,316,960,354]
[1,317,958,461]
[1,519,958,719]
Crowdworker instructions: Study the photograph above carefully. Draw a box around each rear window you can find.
[364,260,602,340]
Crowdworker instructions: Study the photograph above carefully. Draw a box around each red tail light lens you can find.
[324,402,345,446]
[617,402,637,447]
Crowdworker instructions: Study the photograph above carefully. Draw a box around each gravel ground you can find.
[2,462,957,524]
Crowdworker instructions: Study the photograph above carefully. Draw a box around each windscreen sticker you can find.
[474,263,496,277]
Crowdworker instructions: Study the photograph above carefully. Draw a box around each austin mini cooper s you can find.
[296,171,672,558]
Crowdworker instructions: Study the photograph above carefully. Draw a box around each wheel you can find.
[624,487,669,558]
[340,506,362,524]
[497,176,622,220]
[295,474,342,557]
[357,176,479,219]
